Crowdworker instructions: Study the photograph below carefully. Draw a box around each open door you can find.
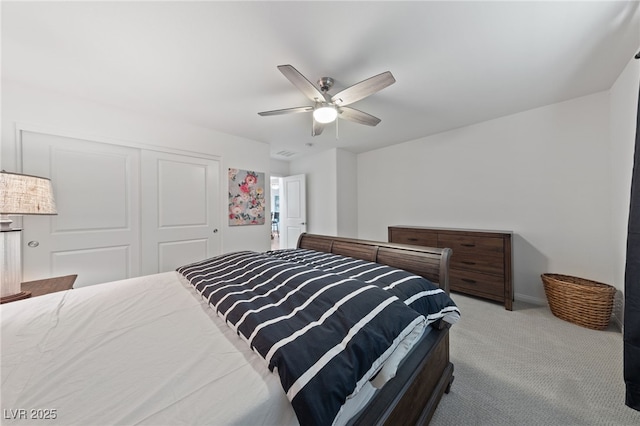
[280,174,307,248]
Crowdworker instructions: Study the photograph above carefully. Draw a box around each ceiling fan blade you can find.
[258,106,313,116]
[331,71,395,106]
[338,106,382,126]
[278,64,326,102]
[312,119,325,136]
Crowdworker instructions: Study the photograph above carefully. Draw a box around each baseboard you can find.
[516,291,624,332]
[514,293,547,306]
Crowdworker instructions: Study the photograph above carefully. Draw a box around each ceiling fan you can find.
[258,65,396,136]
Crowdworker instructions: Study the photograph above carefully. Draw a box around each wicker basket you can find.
[541,273,616,330]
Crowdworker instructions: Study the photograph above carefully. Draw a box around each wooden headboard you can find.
[297,233,452,293]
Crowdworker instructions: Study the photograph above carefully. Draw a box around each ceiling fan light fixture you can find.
[258,65,395,133]
[313,104,337,124]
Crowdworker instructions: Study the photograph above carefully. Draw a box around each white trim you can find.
[516,291,623,333]
[514,292,547,306]
[612,314,623,332]
[612,292,624,332]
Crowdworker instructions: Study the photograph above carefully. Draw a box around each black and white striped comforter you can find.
[177,250,458,426]
[266,248,460,324]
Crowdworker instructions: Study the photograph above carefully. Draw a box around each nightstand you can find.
[21,275,77,298]
[0,291,31,304]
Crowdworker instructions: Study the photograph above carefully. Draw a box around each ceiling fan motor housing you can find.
[318,77,334,94]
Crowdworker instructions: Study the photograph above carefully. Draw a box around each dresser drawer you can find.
[437,233,504,258]
[450,269,504,300]
[389,228,437,247]
[449,254,504,276]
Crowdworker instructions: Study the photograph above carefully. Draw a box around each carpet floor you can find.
[430,294,640,425]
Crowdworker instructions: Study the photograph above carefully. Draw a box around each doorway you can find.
[270,176,282,250]
[270,174,307,250]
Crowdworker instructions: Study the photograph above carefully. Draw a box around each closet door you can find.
[21,131,141,287]
[140,150,221,275]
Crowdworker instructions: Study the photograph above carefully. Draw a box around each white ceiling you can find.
[2,1,639,160]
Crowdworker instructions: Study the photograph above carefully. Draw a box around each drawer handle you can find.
[461,261,476,265]
[407,238,418,242]
[461,278,477,284]
[461,243,476,247]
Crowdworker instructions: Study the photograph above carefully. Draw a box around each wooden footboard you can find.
[351,329,453,425]
[296,233,454,425]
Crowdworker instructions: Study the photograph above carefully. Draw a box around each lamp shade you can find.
[0,171,57,215]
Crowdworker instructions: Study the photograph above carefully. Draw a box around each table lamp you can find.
[1,170,57,303]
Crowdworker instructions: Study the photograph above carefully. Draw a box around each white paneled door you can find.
[280,174,307,249]
[21,131,141,287]
[140,151,220,275]
[20,131,221,287]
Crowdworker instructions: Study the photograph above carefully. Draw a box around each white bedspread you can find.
[1,272,302,425]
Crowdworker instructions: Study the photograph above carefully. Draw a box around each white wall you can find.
[289,148,357,237]
[609,54,640,325]
[336,149,358,238]
[357,92,612,304]
[290,149,338,235]
[270,158,290,177]
[610,56,640,292]
[1,81,272,256]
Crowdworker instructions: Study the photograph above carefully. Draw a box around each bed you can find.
[1,233,457,425]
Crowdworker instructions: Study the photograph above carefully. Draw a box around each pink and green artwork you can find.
[228,168,266,226]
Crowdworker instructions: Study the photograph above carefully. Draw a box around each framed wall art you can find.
[228,168,266,226]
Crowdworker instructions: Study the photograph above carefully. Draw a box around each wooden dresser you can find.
[389,226,513,310]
